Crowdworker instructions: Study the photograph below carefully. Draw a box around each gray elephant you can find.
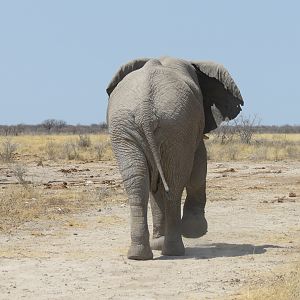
[106,57,243,260]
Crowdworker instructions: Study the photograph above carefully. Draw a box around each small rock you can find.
[37,160,43,166]
[289,192,296,198]
[262,200,268,203]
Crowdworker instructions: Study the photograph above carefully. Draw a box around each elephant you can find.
[106,56,243,260]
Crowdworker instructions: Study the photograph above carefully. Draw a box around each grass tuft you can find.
[234,265,300,300]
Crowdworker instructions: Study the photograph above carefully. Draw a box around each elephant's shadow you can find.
[154,243,283,260]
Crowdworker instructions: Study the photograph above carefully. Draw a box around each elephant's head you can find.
[191,61,244,133]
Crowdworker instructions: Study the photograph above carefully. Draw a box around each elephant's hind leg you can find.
[162,188,185,256]
[149,187,165,250]
[111,138,153,260]
[150,185,185,256]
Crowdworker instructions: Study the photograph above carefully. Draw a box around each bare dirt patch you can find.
[0,160,299,299]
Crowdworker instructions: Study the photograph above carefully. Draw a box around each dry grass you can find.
[0,134,114,162]
[0,184,116,231]
[206,133,300,161]
[0,133,299,231]
[234,264,300,300]
[0,133,299,163]
[0,134,121,231]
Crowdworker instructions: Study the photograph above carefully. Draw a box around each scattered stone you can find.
[102,179,116,185]
[60,168,78,173]
[289,192,296,198]
[44,181,68,189]
[272,196,286,203]
[219,168,236,173]
[85,180,93,186]
[37,160,43,166]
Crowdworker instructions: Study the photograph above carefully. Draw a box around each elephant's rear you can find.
[108,59,204,194]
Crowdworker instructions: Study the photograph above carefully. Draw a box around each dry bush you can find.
[0,138,18,162]
[213,120,236,145]
[234,115,259,144]
[63,141,80,160]
[11,164,28,186]
[94,141,110,160]
[77,134,91,148]
[45,141,59,160]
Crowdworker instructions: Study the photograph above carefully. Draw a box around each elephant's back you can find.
[107,68,146,127]
[150,67,203,128]
[108,61,203,133]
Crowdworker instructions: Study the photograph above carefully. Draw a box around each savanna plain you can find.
[0,132,299,299]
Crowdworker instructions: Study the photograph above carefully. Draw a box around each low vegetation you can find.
[0,121,299,298]
[0,134,113,163]
[0,183,117,231]
[206,133,300,161]
[0,138,18,162]
[0,132,299,163]
[235,265,300,300]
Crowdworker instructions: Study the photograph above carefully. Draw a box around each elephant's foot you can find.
[181,209,208,238]
[127,244,153,260]
[150,236,164,250]
[162,238,185,256]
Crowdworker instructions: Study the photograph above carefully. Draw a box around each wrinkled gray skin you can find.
[106,57,243,260]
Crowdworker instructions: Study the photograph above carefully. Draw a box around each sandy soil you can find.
[0,160,299,299]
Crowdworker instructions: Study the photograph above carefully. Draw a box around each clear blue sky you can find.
[0,1,299,125]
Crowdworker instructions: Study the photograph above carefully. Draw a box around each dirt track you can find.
[0,161,299,299]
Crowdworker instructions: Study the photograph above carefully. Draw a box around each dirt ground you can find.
[0,160,299,299]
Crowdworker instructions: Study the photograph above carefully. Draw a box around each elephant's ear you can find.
[191,61,244,133]
[106,58,150,96]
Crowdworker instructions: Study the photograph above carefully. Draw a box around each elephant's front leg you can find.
[182,140,208,238]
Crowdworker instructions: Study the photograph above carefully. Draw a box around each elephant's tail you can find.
[140,88,169,193]
[142,121,169,193]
